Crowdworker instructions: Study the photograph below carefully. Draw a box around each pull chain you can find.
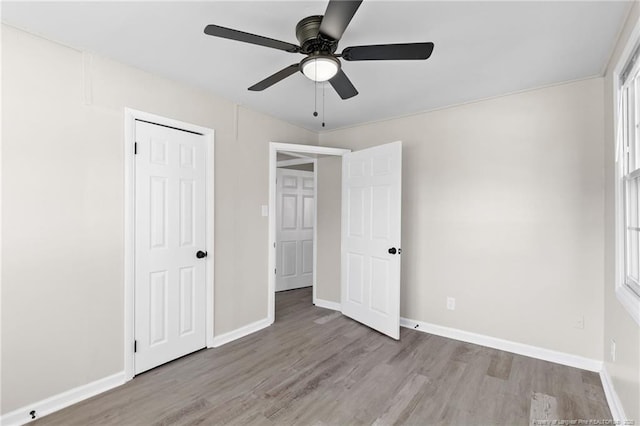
[322,82,326,127]
[313,61,318,117]
[313,80,318,117]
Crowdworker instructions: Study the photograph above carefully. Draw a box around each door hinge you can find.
[134,340,137,353]
[275,268,277,275]
[134,142,138,155]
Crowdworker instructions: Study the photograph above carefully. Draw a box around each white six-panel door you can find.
[276,169,315,291]
[134,120,207,374]
[341,141,402,340]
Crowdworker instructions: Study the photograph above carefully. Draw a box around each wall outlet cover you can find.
[446,297,455,311]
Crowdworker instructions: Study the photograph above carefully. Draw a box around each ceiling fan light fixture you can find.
[301,55,340,82]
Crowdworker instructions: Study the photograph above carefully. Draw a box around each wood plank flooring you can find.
[32,287,611,425]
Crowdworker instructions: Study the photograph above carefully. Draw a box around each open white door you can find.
[341,141,402,340]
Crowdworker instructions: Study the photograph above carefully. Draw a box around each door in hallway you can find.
[276,168,315,291]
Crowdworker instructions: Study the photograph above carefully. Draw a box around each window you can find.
[616,37,640,324]
[619,65,640,297]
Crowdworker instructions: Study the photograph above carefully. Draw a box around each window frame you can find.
[621,70,640,297]
[613,18,640,326]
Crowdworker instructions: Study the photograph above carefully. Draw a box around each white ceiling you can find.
[1,1,632,131]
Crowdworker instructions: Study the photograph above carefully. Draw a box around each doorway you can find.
[268,143,350,324]
[268,141,404,340]
[124,109,215,380]
[275,162,315,292]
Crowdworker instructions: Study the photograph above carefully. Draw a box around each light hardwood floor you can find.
[33,287,611,425]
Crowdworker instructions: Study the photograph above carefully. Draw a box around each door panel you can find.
[150,177,168,248]
[179,266,196,335]
[341,141,402,340]
[370,257,390,314]
[347,253,364,304]
[179,179,196,246]
[276,168,315,291]
[282,195,298,229]
[281,241,297,277]
[149,271,168,345]
[135,120,207,374]
[348,187,365,237]
[302,196,314,229]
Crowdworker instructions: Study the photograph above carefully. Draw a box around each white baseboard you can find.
[600,366,628,422]
[1,371,125,426]
[400,317,603,372]
[211,317,271,348]
[314,298,341,311]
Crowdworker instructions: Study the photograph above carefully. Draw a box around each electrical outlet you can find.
[574,315,584,329]
[611,339,616,362]
[446,297,455,311]
[261,205,269,217]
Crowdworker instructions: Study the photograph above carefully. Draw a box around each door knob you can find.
[196,250,208,259]
[388,247,397,255]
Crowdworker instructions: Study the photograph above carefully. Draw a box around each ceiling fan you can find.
[204,0,434,100]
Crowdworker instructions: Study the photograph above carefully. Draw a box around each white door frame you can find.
[124,108,215,381]
[268,142,350,324]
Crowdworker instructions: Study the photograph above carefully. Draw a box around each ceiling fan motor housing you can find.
[296,15,338,54]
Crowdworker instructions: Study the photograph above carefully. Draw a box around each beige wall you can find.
[5,10,639,420]
[316,156,342,302]
[318,78,606,360]
[603,1,640,420]
[1,25,317,414]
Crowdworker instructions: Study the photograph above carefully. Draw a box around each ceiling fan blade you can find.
[341,42,434,61]
[329,69,358,100]
[204,24,300,53]
[319,0,363,41]
[248,64,300,91]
